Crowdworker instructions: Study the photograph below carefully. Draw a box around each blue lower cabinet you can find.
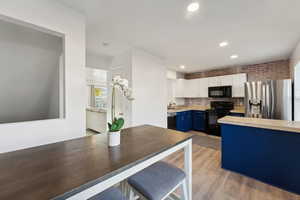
[176,111,192,132]
[228,112,244,117]
[221,124,300,195]
[192,111,206,132]
[185,111,192,131]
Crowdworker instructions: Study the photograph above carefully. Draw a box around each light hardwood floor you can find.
[165,133,300,200]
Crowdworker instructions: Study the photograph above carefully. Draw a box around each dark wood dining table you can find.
[0,125,193,200]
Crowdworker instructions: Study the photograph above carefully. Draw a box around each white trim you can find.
[67,139,192,200]
[184,140,193,200]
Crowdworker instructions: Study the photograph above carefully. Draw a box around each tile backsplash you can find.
[185,98,244,107]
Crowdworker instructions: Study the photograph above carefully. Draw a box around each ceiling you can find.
[58,0,300,73]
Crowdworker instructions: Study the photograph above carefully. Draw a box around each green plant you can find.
[108,76,133,133]
[108,117,125,132]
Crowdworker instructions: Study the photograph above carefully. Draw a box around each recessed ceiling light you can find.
[219,41,229,47]
[187,2,199,12]
[230,54,239,59]
[102,42,110,46]
[180,65,186,69]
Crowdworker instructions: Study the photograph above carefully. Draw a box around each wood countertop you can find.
[167,105,209,113]
[168,105,245,114]
[0,125,193,200]
[218,116,300,133]
[230,106,245,113]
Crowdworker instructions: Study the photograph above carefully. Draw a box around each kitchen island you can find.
[0,125,193,200]
[219,116,300,195]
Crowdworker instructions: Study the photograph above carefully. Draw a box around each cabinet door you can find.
[208,76,221,87]
[199,78,208,97]
[232,73,247,97]
[193,111,206,131]
[175,79,186,98]
[221,75,233,86]
[185,111,193,131]
[176,111,191,132]
[185,79,200,98]
[176,112,185,131]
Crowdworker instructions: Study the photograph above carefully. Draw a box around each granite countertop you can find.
[218,116,300,133]
[168,105,245,114]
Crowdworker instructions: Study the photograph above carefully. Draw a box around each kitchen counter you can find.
[167,105,209,113]
[168,105,245,114]
[220,116,300,194]
[86,108,107,133]
[86,108,107,113]
[218,116,300,133]
[229,106,245,113]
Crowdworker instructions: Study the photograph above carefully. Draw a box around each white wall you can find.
[132,49,167,128]
[167,79,175,104]
[290,42,300,76]
[291,41,300,121]
[86,52,112,70]
[0,0,86,153]
[109,49,167,128]
[0,19,62,123]
[167,70,185,106]
[294,63,300,121]
[109,51,133,128]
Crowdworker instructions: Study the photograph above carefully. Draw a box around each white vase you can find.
[108,131,121,147]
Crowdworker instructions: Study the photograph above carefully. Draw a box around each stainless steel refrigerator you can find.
[244,79,293,120]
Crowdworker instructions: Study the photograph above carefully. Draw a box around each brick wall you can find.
[184,60,290,107]
[185,60,291,81]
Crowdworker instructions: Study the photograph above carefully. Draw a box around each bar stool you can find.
[128,161,188,200]
[88,187,127,200]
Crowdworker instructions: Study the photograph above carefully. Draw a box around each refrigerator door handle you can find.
[271,81,276,119]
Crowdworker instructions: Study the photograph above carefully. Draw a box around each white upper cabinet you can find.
[208,77,221,87]
[232,73,247,97]
[174,73,247,98]
[175,79,186,98]
[176,78,208,98]
[220,75,233,86]
[199,78,208,97]
[185,79,200,98]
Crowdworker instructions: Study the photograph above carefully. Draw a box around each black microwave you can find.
[208,86,232,98]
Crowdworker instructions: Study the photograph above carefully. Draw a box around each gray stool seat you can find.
[88,187,127,200]
[128,161,186,200]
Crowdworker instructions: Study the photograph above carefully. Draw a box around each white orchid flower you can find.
[112,75,122,84]
[120,79,129,87]
[110,76,134,124]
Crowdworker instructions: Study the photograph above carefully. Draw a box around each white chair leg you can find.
[129,188,135,200]
[180,179,188,200]
[120,181,126,195]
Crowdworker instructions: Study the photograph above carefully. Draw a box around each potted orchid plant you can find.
[108,75,134,147]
